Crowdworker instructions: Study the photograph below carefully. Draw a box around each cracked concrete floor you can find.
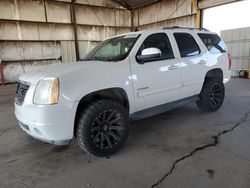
[0,78,250,188]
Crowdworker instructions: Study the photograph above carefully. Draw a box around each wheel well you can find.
[204,68,223,82]
[73,88,129,136]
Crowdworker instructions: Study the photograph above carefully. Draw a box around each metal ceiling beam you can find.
[110,0,132,10]
[132,0,161,9]
[111,0,162,10]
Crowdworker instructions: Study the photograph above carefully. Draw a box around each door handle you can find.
[138,87,149,91]
[198,60,206,65]
[169,65,179,70]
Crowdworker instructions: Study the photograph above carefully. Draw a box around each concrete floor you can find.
[0,78,250,188]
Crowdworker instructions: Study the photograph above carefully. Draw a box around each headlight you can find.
[33,78,59,105]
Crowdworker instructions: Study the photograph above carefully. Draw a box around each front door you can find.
[129,32,182,112]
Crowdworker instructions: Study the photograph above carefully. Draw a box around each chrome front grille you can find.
[16,83,30,106]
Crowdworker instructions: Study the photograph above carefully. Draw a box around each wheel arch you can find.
[73,87,130,136]
[204,68,223,82]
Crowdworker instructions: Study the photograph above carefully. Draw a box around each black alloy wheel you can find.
[197,78,225,112]
[91,110,124,150]
[77,99,129,157]
[209,83,223,107]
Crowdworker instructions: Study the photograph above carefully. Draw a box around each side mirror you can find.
[136,48,162,64]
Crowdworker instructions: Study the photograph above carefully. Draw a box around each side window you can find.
[198,33,227,54]
[174,33,201,57]
[137,33,174,62]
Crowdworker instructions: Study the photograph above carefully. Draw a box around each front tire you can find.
[197,78,225,112]
[76,99,129,157]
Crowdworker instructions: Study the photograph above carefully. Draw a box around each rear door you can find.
[173,32,207,98]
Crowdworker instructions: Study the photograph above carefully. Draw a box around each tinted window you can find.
[174,33,201,57]
[137,33,174,62]
[198,33,227,54]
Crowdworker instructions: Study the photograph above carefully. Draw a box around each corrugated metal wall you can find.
[221,27,250,76]
[0,0,131,82]
[133,0,196,30]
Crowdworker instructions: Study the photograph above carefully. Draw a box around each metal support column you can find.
[192,0,201,29]
[71,0,80,61]
[0,63,5,85]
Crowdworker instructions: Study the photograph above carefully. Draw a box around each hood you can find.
[18,61,105,84]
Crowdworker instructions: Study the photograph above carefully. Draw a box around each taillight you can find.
[228,52,232,70]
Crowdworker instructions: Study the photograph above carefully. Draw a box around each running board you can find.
[130,95,200,121]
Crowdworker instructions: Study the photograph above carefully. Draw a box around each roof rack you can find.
[163,26,209,32]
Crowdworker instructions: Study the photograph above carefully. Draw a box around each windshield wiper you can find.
[105,55,126,62]
[83,56,106,62]
[84,56,125,62]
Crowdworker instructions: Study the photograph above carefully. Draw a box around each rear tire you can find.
[76,99,129,157]
[196,78,225,112]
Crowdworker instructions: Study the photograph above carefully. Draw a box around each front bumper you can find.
[15,101,78,145]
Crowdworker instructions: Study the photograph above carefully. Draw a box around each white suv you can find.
[15,27,231,157]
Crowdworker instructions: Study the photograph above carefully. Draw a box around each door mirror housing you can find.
[136,48,162,64]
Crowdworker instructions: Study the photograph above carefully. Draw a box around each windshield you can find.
[84,34,140,62]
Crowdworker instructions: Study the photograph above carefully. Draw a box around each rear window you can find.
[174,33,201,58]
[198,33,227,54]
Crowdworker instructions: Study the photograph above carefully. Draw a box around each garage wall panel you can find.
[221,27,250,76]
[0,21,20,40]
[0,42,61,61]
[3,60,62,82]
[115,10,131,28]
[38,24,74,41]
[0,0,46,22]
[0,0,16,20]
[133,0,194,27]
[61,41,76,63]
[76,5,131,27]
[77,25,130,41]
[18,0,46,21]
[46,1,71,23]
[18,22,40,40]
[139,15,196,30]
[0,21,74,41]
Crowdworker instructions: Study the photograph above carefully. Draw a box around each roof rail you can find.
[163,26,209,32]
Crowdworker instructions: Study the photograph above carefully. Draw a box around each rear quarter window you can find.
[198,33,227,54]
